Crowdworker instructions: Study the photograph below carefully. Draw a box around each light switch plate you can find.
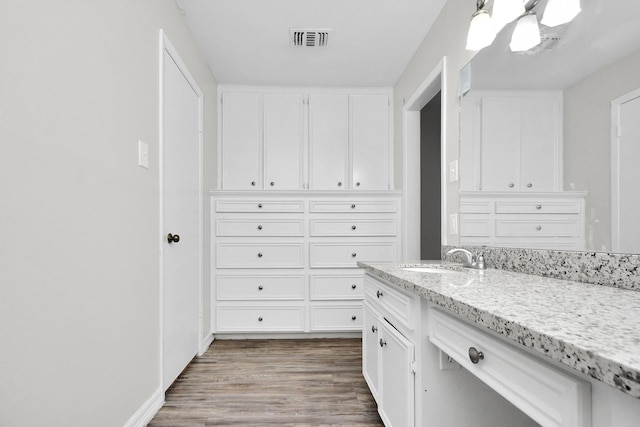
[449,160,459,182]
[449,213,459,235]
[138,140,149,169]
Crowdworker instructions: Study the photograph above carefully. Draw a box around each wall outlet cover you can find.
[449,160,459,183]
[138,140,149,169]
[449,213,459,235]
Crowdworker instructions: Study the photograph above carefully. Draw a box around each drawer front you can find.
[216,275,304,300]
[428,308,591,427]
[309,274,364,300]
[459,217,491,237]
[216,218,304,236]
[216,306,304,332]
[496,218,580,237]
[216,200,304,213]
[309,218,397,236]
[364,275,414,329]
[495,200,582,214]
[309,200,397,213]
[309,242,397,268]
[309,305,363,331]
[216,243,304,268]
[460,200,493,214]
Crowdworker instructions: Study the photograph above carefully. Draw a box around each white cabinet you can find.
[351,94,390,190]
[461,91,562,192]
[220,92,303,190]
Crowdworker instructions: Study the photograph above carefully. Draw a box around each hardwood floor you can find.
[148,338,384,426]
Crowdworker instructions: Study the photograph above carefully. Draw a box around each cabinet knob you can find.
[536,226,542,231]
[258,285,263,291]
[351,252,357,258]
[379,338,387,348]
[508,183,515,188]
[167,233,180,244]
[258,316,263,322]
[376,290,383,298]
[351,315,357,321]
[351,204,356,209]
[257,225,263,230]
[527,183,533,188]
[257,252,263,258]
[258,203,263,208]
[371,325,378,333]
[338,181,342,187]
[351,284,357,289]
[351,225,357,230]
[270,181,275,186]
[536,205,542,210]
[356,182,361,187]
[468,347,484,364]
[251,181,256,186]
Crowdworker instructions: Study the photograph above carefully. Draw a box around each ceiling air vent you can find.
[290,28,331,48]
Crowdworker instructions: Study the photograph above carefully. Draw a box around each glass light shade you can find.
[466,10,496,51]
[509,13,541,51]
[541,0,581,27]
[492,0,526,33]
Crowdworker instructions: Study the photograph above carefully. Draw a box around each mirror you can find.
[459,0,640,253]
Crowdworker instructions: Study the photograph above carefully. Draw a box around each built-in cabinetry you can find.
[219,86,393,191]
[460,191,587,250]
[211,192,401,334]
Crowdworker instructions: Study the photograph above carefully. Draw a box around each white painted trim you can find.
[402,58,447,260]
[199,333,215,356]
[159,29,205,390]
[122,387,164,427]
[611,87,640,252]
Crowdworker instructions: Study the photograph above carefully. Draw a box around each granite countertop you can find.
[358,261,640,399]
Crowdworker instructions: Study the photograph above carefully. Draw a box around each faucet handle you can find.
[474,251,486,269]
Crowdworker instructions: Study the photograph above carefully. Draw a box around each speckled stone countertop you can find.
[358,261,640,399]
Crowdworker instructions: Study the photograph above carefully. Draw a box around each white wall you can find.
[0,1,217,426]
[564,47,640,251]
[393,0,476,246]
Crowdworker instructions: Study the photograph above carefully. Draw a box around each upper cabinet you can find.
[219,87,393,191]
[460,91,562,192]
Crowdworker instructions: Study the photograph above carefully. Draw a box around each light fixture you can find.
[466,0,496,51]
[509,12,541,51]
[491,0,526,33]
[541,0,581,27]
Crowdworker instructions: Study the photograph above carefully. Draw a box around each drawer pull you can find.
[251,181,256,186]
[509,183,515,188]
[351,284,357,289]
[379,338,386,347]
[351,204,356,209]
[258,203,263,208]
[270,181,275,186]
[257,225,263,230]
[257,252,263,258]
[468,347,484,364]
[338,181,342,187]
[356,182,361,187]
[258,316,263,322]
[527,183,533,188]
[351,315,357,321]
[376,290,383,298]
[351,252,357,258]
[351,225,357,230]
[536,226,542,231]
[258,285,263,291]
[536,204,542,210]
[371,325,378,333]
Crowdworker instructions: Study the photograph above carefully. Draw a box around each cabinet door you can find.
[379,319,415,427]
[222,93,261,189]
[519,97,560,191]
[481,96,520,191]
[362,303,380,400]
[263,94,303,190]
[308,94,349,190]
[351,94,390,190]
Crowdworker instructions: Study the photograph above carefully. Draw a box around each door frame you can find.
[158,29,204,389]
[402,58,447,259]
[611,87,640,252]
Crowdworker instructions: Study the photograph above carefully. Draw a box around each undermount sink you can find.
[402,266,468,275]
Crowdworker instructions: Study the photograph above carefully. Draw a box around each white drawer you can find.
[428,308,591,427]
[309,305,363,331]
[495,200,582,214]
[216,218,304,236]
[309,242,397,268]
[216,199,304,213]
[216,243,304,268]
[216,306,304,332]
[309,200,397,213]
[309,218,397,236]
[460,200,493,213]
[309,273,364,300]
[496,218,580,237]
[216,275,304,300]
[459,217,491,237]
[364,275,415,330]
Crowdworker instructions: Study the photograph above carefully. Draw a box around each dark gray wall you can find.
[420,91,441,260]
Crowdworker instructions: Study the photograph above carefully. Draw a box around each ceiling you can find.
[177,0,449,87]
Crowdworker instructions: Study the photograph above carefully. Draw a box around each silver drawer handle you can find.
[376,290,383,298]
[351,284,357,289]
[270,181,275,186]
[351,315,357,321]
[351,225,357,230]
[251,181,256,186]
[257,252,263,258]
[258,285,263,291]
[257,225,263,230]
[527,183,533,188]
[351,252,357,258]
[351,204,356,209]
[536,205,542,209]
[258,316,263,322]
[379,338,386,347]
[469,347,484,364]
[356,182,361,187]
[536,226,542,231]
[509,183,515,188]
[258,203,263,208]
[338,181,342,187]
[371,325,378,333]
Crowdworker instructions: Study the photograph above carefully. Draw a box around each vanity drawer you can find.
[459,217,491,237]
[309,304,362,331]
[216,275,304,300]
[460,200,493,213]
[496,218,580,237]
[215,199,304,213]
[216,243,304,268]
[309,273,364,300]
[309,218,397,236]
[364,275,415,330]
[216,218,304,236]
[428,308,591,427]
[495,200,582,214]
[216,305,304,332]
[309,242,397,268]
[309,200,397,213]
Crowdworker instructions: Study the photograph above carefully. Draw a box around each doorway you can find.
[160,31,203,391]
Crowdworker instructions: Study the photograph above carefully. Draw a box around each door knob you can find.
[167,233,180,243]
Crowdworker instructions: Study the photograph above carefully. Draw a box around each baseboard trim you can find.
[123,387,164,427]
[199,333,215,356]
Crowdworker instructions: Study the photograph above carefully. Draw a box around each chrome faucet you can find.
[446,248,485,270]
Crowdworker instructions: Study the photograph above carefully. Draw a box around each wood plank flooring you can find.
[148,338,384,426]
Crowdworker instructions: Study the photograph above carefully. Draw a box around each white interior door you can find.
[613,92,640,253]
[161,40,202,391]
